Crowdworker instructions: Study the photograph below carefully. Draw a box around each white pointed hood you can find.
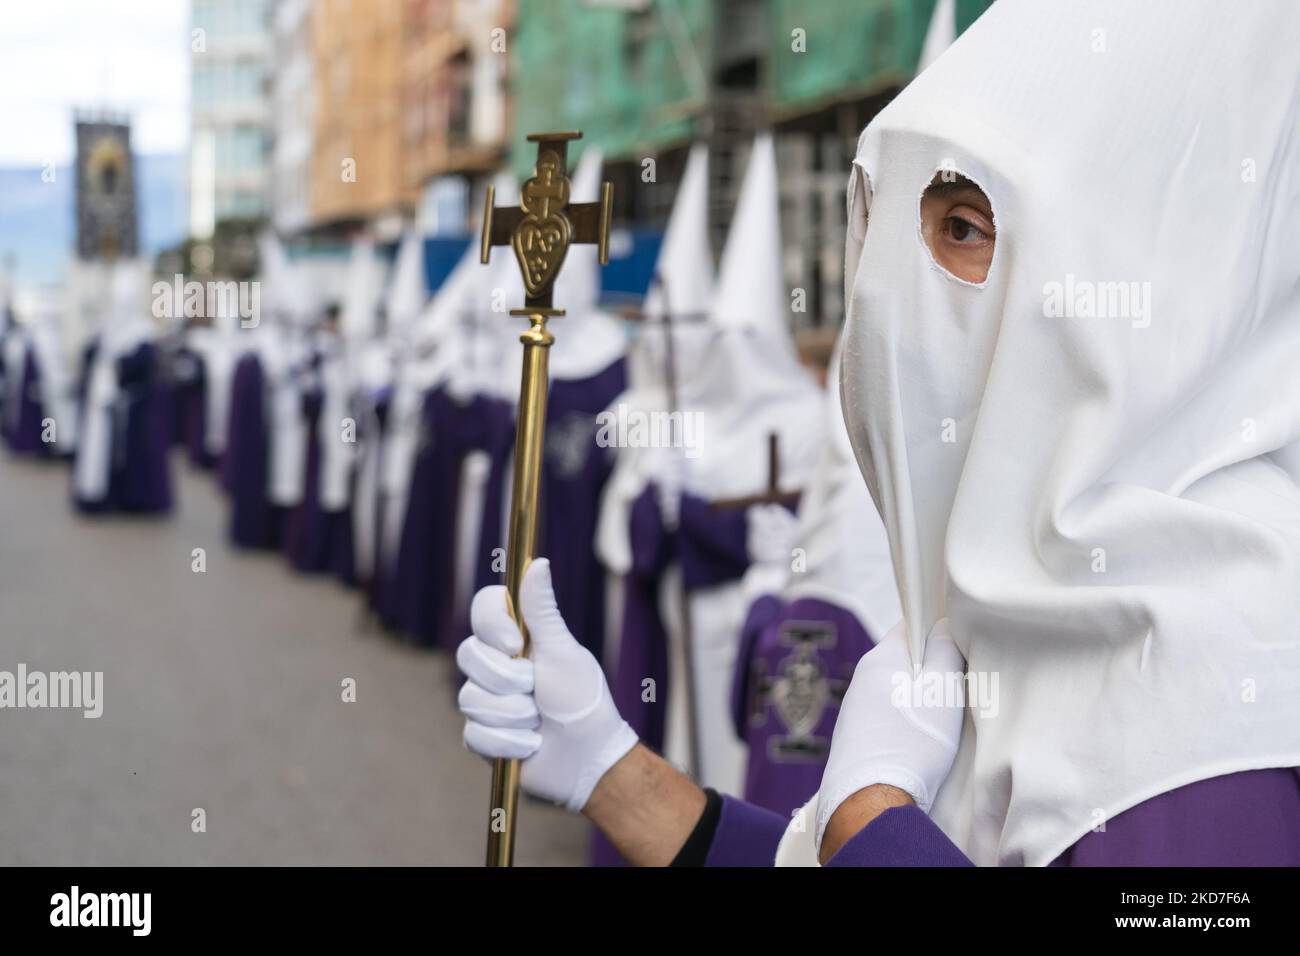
[631,142,716,403]
[103,259,155,355]
[644,142,713,323]
[917,0,957,72]
[407,171,520,395]
[548,147,626,381]
[711,132,792,347]
[840,0,1300,865]
[341,237,383,341]
[597,143,717,574]
[679,132,821,498]
[258,231,309,327]
[386,228,426,339]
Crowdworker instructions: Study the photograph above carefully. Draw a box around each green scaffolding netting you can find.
[510,0,713,176]
[509,0,996,173]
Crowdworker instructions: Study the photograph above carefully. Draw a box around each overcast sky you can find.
[0,0,189,167]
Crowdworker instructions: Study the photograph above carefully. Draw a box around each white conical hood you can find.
[635,142,717,397]
[414,170,517,349]
[917,0,957,72]
[674,131,820,495]
[105,259,154,354]
[548,147,626,381]
[712,133,790,347]
[386,228,426,338]
[258,231,306,326]
[644,142,713,321]
[341,237,383,340]
[551,147,602,315]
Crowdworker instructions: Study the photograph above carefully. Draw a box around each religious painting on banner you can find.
[74,118,139,261]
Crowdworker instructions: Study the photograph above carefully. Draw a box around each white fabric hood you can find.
[258,232,311,328]
[341,238,383,341]
[683,132,821,498]
[597,142,716,575]
[385,229,427,340]
[547,147,627,381]
[785,344,901,643]
[839,0,1300,865]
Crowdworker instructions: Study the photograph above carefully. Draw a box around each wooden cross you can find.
[712,432,801,510]
[480,131,613,314]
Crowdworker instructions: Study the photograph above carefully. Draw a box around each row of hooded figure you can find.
[1,261,174,515]
[0,137,900,864]
[178,139,904,865]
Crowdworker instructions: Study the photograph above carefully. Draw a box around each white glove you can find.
[745,502,799,565]
[653,447,688,530]
[740,503,799,603]
[814,618,965,855]
[456,559,639,812]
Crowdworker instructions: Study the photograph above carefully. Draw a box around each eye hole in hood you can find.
[918,171,996,285]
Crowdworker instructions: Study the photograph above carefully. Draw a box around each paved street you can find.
[0,451,588,866]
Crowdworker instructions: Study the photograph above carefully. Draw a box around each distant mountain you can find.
[0,153,187,291]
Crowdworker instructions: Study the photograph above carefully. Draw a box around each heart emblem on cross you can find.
[512,212,571,298]
[512,155,573,298]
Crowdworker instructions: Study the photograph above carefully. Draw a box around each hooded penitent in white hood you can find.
[385,229,426,341]
[839,0,1300,866]
[663,133,823,793]
[681,132,822,500]
[596,142,716,578]
[258,234,311,508]
[74,260,155,501]
[340,238,383,342]
[545,147,626,382]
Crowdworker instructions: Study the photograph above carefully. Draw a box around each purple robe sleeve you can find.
[703,795,788,866]
[823,805,973,867]
[676,493,750,589]
[701,796,972,866]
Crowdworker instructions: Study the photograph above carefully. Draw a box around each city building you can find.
[270,0,315,235]
[310,0,412,235]
[401,0,514,237]
[189,0,274,238]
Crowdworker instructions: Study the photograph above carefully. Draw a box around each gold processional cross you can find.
[478,131,612,867]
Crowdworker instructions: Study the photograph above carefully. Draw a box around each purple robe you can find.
[74,342,174,515]
[4,342,46,455]
[389,388,513,648]
[676,492,751,589]
[471,363,627,662]
[610,485,673,751]
[171,345,213,468]
[700,768,1300,866]
[282,384,354,580]
[361,388,393,611]
[223,353,285,549]
[532,361,627,662]
[731,595,875,818]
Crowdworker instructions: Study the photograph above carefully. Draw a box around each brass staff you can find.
[478,131,612,867]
